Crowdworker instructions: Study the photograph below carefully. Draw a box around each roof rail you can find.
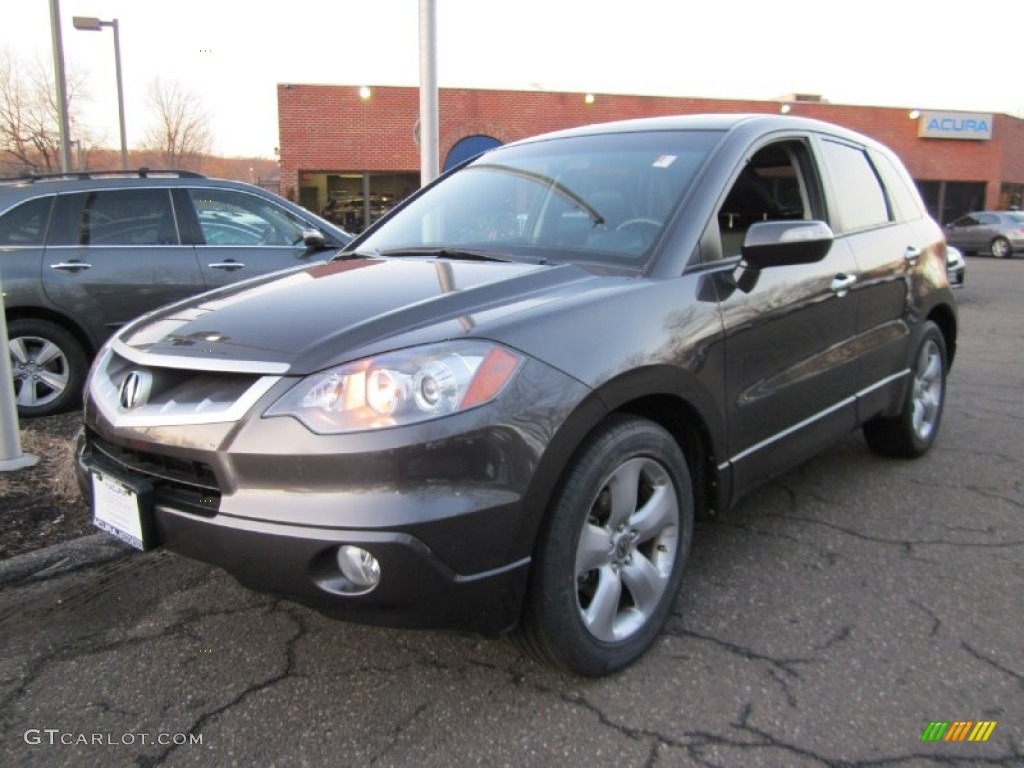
[0,168,207,183]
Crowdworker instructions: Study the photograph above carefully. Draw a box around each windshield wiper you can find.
[378,247,513,263]
[469,163,605,227]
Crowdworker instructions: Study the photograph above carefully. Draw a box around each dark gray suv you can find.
[0,170,351,416]
[76,116,958,675]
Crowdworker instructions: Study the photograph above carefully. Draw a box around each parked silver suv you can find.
[77,116,958,675]
[0,170,351,416]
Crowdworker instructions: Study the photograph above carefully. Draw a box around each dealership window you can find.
[915,180,986,224]
[999,183,1023,211]
[298,172,418,233]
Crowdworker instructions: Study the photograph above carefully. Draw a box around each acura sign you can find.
[918,112,993,140]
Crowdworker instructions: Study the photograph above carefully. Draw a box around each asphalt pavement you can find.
[1,257,1021,767]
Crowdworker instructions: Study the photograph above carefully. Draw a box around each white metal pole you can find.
[111,20,128,170]
[0,272,39,471]
[418,0,439,187]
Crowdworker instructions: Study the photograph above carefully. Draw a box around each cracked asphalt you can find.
[2,258,1022,767]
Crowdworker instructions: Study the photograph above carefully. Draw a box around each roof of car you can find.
[513,113,885,150]
[0,172,289,206]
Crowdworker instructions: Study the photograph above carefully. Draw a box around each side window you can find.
[977,213,1000,226]
[951,214,980,227]
[189,189,308,246]
[716,139,821,259]
[49,189,177,246]
[0,196,54,246]
[819,140,890,233]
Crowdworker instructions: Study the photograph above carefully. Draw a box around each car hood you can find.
[116,257,601,374]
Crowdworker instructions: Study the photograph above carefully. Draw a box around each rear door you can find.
[178,187,326,289]
[816,140,938,421]
[42,188,204,337]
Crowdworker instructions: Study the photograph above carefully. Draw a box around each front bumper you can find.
[75,356,590,635]
[76,427,532,634]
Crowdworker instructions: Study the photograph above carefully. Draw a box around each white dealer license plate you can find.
[92,471,150,550]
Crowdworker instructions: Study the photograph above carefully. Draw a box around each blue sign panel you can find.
[918,112,993,140]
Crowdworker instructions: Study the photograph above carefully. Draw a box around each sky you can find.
[4,0,1022,159]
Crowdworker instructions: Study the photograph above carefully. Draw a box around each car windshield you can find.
[358,130,721,270]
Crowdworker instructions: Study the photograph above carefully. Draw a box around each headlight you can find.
[264,341,522,433]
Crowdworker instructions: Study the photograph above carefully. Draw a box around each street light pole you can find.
[49,0,73,173]
[110,19,128,169]
[73,16,128,169]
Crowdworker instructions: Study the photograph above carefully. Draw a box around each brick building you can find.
[277,84,1024,232]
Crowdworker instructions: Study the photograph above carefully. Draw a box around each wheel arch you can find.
[5,306,98,360]
[927,302,957,370]
[513,366,726,568]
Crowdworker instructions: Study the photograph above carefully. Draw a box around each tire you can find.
[863,321,946,458]
[518,415,694,676]
[6,318,88,418]
[990,237,1011,258]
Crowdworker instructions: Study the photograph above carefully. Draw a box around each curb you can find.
[0,532,132,588]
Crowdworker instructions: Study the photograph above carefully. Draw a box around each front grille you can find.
[89,346,281,428]
[86,429,221,515]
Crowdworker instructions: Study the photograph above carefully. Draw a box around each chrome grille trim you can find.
[111,338,290,374]
[90,347,283,427]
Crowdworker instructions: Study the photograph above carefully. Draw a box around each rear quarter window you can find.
[870,150,926,223]
[0,196,54,246]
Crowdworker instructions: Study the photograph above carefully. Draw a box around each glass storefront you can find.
[298,172,419,233]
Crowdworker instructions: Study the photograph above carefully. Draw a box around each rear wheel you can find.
[990,237,1011,258]
[519,415,693,676]
[863,321,946,458]
[7,318,87,417]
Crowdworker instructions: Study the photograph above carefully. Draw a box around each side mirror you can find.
[741,220,834,268]
[732,221,834,293]
[302,228,327,250]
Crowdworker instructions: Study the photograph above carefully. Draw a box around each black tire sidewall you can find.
[527,415,694,676]
[902,323,947,456]
[7,318,87,417]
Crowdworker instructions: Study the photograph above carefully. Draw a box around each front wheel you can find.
[518,415,694,676]
[990,236,1011,258]
[863,321,947,458]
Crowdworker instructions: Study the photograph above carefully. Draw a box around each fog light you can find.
[336,545,381,592]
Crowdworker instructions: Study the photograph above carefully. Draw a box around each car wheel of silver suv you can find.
[863,321,947,458]
[519,415,694,676]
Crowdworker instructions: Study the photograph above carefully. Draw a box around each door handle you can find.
[904,246,921,265]
[49,261,92,272]
[830,273,857,297]
[208,261,246,271]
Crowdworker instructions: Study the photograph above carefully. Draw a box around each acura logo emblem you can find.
[118,370,153,410]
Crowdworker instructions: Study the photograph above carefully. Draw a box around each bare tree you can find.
[0,48,89,174]
[143,78,212,170]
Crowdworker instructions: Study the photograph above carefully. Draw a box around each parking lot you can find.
[1,256,1021,767]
